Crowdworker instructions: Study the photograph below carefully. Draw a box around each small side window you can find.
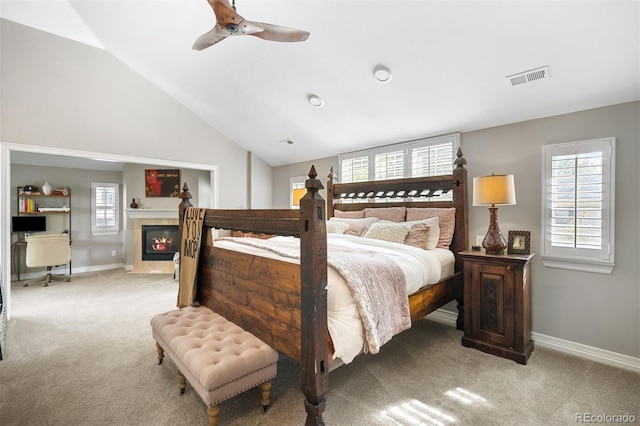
[92,182,120,235]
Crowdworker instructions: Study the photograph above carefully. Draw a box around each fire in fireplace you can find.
[141,225,179,261]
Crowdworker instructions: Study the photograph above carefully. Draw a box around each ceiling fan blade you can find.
[209,0,243,27]
[250,22,310,42]
[194,0,310,49]
[192,26,228,51]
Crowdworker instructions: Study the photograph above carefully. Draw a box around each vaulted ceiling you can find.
[2,1,638,167]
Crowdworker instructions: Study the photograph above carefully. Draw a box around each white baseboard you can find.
[427,308,640,373]
[427,308,459,326]
[71,263,125,274]
[531,332,640,373]
[12,263,125,281]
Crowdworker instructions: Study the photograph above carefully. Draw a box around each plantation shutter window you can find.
[340,155,369,183]
[411,142,455,177]
[339,134,459,192]
[542,138,615,274]
[92,182,120,235]
[375,150,404,180]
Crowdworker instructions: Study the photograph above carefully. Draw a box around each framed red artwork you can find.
[145,169,180,197]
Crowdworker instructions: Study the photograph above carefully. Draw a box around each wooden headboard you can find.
[327,148,468,271]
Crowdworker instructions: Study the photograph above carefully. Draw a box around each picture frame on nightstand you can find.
[508,230,530,255]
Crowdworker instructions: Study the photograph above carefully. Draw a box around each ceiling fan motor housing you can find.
[226,23,240,33]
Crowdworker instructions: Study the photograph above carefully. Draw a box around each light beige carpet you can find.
[1,269,638,425]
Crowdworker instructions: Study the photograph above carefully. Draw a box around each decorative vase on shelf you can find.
[42,181,52,195]
[130,198,138,209]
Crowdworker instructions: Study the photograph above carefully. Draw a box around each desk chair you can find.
[24,234,71,287]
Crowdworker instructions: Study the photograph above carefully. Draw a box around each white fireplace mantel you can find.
[125,208,178,219]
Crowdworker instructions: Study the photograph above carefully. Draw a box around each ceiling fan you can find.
[193,0,310,51]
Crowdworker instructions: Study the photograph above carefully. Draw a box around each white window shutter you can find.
[92,182,120,235]
[542,138,615,274]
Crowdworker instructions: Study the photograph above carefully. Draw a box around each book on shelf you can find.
[19,198,39,213]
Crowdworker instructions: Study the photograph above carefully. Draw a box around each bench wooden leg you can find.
[207,404,220,426]
[177,370,186,395]
[260,381,272,412]
[155,341,164,365]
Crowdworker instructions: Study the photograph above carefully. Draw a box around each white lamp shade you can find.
[473,174,516,206]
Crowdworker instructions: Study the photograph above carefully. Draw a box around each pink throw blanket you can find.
[219,236,411,354]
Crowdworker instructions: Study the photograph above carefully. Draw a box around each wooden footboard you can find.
[197,245,303,362]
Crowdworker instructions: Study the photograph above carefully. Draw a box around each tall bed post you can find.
[299,166,329,425]
[452,147,468,331]
[452,147,468,272]
[326,166,335,219]
[177,182,193,244]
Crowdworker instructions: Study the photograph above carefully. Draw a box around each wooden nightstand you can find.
[460,250,534,364]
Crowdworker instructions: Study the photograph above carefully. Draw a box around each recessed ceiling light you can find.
[307,94,324,107]
[373,65,392,83]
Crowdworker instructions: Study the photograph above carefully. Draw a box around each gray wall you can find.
[122,163,209,210]
[249,152,273,209]
[0,20,253,209]
[273,101,640,358]
[272,156,337,208]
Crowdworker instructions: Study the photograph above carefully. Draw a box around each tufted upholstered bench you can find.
[151,306,278,426]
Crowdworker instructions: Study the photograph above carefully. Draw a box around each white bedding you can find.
[213,233,454,364]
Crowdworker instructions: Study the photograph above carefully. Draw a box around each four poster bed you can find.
[176,149,468,425]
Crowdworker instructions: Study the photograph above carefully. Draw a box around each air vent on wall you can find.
[505,66,549,87]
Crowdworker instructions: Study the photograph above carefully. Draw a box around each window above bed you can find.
[339,133,459,184]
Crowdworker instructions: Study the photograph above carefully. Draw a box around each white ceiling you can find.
[2,1,639,167]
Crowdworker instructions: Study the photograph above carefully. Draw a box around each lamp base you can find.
[482,207,507,255]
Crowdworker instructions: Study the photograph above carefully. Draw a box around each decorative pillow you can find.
[333,209,365,219]
[328,217,380,226]
[406,207,456,249]
[344,224,370,237]
[404,217,440,250]
[364,207,407,223]
[363,222,410,244]
[403,223,431,249]
[326,221,350,234]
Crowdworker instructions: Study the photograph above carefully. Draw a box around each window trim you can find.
[91,182,120,236]
[541,137,615,274]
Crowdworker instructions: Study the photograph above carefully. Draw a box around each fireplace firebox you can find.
[141,225,179,261]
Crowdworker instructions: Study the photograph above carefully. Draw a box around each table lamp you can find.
[473,174,516,254]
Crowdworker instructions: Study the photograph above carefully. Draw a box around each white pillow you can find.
[405,217,440,250]
[363,222,411,244]
[328,217,380,226]
[363,217,440,248]
[326,221,350,234]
